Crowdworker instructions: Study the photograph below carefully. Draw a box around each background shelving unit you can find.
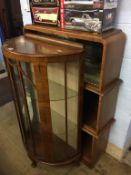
[24,25,126,167]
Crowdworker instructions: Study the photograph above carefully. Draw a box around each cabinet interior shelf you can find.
[84,83,100,95]
[49,80,78,101]
[81,118,115,137]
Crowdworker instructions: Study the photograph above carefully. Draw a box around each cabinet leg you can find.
[31,161,37,168]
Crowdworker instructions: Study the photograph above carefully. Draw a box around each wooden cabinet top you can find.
[24,24,125,44]
[2,35,84,62]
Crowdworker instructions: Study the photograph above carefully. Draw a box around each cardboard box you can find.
[64,0,118,10]
[31,7,59,25]
[32,0,59,6]
[60,0,118,32]
[62,8,117,32]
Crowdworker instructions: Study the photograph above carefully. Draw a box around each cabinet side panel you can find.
[82,127,110,168]
[101,32,125,89]
[91,126,110,166]
[98,85,119,131]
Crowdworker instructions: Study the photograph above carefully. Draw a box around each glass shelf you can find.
[21,76,78,102]
[49,80,78,101]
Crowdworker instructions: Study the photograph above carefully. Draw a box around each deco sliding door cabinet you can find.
[24,25,126,167]
[2,35,84,166]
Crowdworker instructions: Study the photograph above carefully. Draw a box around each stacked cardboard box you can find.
[31,0,59,25]
[60,0,118,33]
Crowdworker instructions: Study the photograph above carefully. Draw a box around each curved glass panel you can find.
[9,60,80,164]
[46,61,80,162]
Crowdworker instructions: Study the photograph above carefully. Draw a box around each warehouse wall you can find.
[107,1,131,156]
[20,0,131,159]
[20,0,32,25]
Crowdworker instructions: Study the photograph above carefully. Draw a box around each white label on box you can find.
[104,0,118,9]
[64,0,94,5]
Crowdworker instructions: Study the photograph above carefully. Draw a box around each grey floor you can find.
[0,102,131,175]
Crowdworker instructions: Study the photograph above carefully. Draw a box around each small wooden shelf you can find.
[84,79,122,95]
[82,118,115,138]
[82,125,110,168]
[24,25,122,43]
[24,25,126,92]
[82,80,121,138]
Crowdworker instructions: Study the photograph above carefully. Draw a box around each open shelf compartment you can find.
[82,125,110,167]
[83,41,103,89]
[82,90,99,133]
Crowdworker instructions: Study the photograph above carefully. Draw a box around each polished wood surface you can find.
[2,35,84,62]
[24,24,122,43]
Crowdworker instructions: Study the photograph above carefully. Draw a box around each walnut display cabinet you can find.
[2,24,126,168]
[2,35,84,166]
[23,25,125,167]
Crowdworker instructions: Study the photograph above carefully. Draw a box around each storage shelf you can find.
[82,124,97,138]
[24,24,122,43]
[81,118,115,138]
[84,83,100,95]
[84,79,122,95]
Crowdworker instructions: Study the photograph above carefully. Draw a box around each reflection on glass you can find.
[11,61,41,153]
[67,61,79,150]
[48,63,66,141]
[84,42,102,87]
[84,60,100,86]
[12,64,29,132]
[47,62,79,152]
[21,62,40,128]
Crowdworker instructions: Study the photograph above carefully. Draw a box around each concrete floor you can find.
[0,102,131,175]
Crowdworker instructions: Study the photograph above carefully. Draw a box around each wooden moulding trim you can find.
[24,24,122,43]
[84,79,122,96]
[81,118,115,138]
[28,152,81,166]
[106,143,124,161]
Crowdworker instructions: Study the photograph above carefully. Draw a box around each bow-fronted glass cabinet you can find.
[2,35,84,166]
